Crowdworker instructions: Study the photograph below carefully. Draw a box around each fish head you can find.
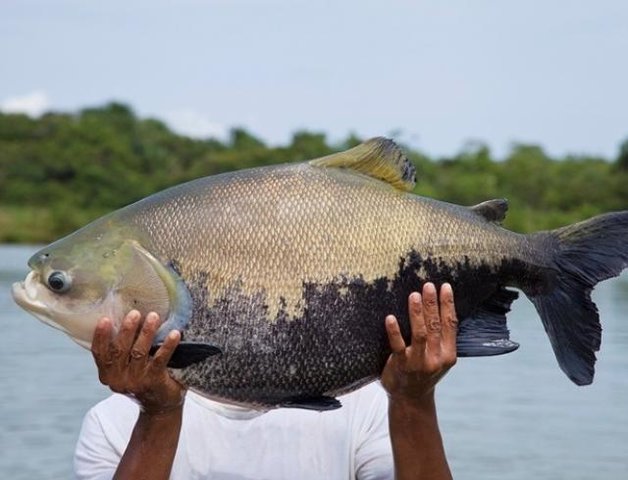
[12,223,177,349]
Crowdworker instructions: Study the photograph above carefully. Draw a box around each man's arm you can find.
[381,283,457,480]
[89,311,186,480]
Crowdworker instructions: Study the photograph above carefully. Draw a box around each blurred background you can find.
[1,1,627,479]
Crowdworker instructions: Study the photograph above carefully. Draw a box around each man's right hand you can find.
[91,310,186,415]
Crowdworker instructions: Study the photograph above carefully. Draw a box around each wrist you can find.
[388,390,436,416]
[141,402,184,418]
[131,389,186,417]
[388,392,442,445]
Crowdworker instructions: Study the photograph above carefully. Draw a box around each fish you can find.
[12,138,628,410]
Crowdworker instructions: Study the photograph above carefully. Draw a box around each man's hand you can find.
[91,310,186,415]
[90,311,186,479]
[381,282,458,403]
[382,282,457,480]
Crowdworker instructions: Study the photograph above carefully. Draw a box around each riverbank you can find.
[1,104,626,243]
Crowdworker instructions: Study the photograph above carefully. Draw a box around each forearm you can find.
[113,406,183,480]
[388,395,452,480]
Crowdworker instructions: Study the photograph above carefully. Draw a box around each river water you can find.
[0,244,627,479]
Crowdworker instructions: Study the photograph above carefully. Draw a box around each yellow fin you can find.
[309,137,416,191]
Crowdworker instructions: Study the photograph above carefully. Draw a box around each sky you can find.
[1,0,627,159]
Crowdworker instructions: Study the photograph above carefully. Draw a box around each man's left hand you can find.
[381,282,458,404]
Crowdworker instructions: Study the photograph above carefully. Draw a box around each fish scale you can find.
[123,164,528,406]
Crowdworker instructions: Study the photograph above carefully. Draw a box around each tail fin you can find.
[529,211,628,385]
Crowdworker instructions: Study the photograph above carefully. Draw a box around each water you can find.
[0,246,109,479]
[1,245,627,479]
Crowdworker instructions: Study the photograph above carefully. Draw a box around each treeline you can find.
[1,102,627,243]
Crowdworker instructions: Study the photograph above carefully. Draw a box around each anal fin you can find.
[457,287,520,357]
[150,342,222,369]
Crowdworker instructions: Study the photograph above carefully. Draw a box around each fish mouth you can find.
[12,272,69,334]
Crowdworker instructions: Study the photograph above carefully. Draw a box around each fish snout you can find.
[28,251,50,270]
[12,271,43,307]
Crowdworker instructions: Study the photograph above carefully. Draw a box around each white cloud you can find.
[0,90,50,117]
[162,109,228,141]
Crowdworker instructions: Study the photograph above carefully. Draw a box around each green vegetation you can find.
[0,102,626,243]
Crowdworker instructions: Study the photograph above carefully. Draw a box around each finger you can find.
[408,291,427,351]
[151,330,181,371]
[439,283,458,366]
[110,310,141,368]
[128,312,161,376]
[422,282,442,356]
[91,317,113,370]
[385,315,406,355]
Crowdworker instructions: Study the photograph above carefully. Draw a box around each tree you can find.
[230,128,265,150]
[0,102,623,243]
[289,131,332,160]
[616,137,628,170]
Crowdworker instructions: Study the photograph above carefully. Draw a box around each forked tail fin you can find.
[529,211,628,385]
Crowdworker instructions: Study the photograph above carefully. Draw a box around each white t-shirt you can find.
[74,382,394,480]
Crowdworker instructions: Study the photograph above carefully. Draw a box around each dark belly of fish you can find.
[176,250,542,407]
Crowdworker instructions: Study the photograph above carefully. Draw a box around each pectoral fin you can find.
[149,342,222,369]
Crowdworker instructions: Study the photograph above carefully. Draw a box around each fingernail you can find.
[98,317,111,328]
[123,311,139,326]
[442,283,452,293]
[424,282,436,294]
[409,292,421,304]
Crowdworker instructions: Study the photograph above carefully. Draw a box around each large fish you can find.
[12,138,628,410]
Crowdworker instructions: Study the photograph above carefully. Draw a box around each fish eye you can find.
[47,271,71,293]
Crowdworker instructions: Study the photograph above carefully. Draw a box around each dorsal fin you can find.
[309,137,416,191]
[470,199,509,223]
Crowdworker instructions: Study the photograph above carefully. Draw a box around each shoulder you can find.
[88,393,140,422]
[344,381,389,406]
[80,394,140,444]
[341,382,394,479]
[74,395,140,478]
[347,381,390,431]
[85,383,389,424]
[341,381,390,421]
